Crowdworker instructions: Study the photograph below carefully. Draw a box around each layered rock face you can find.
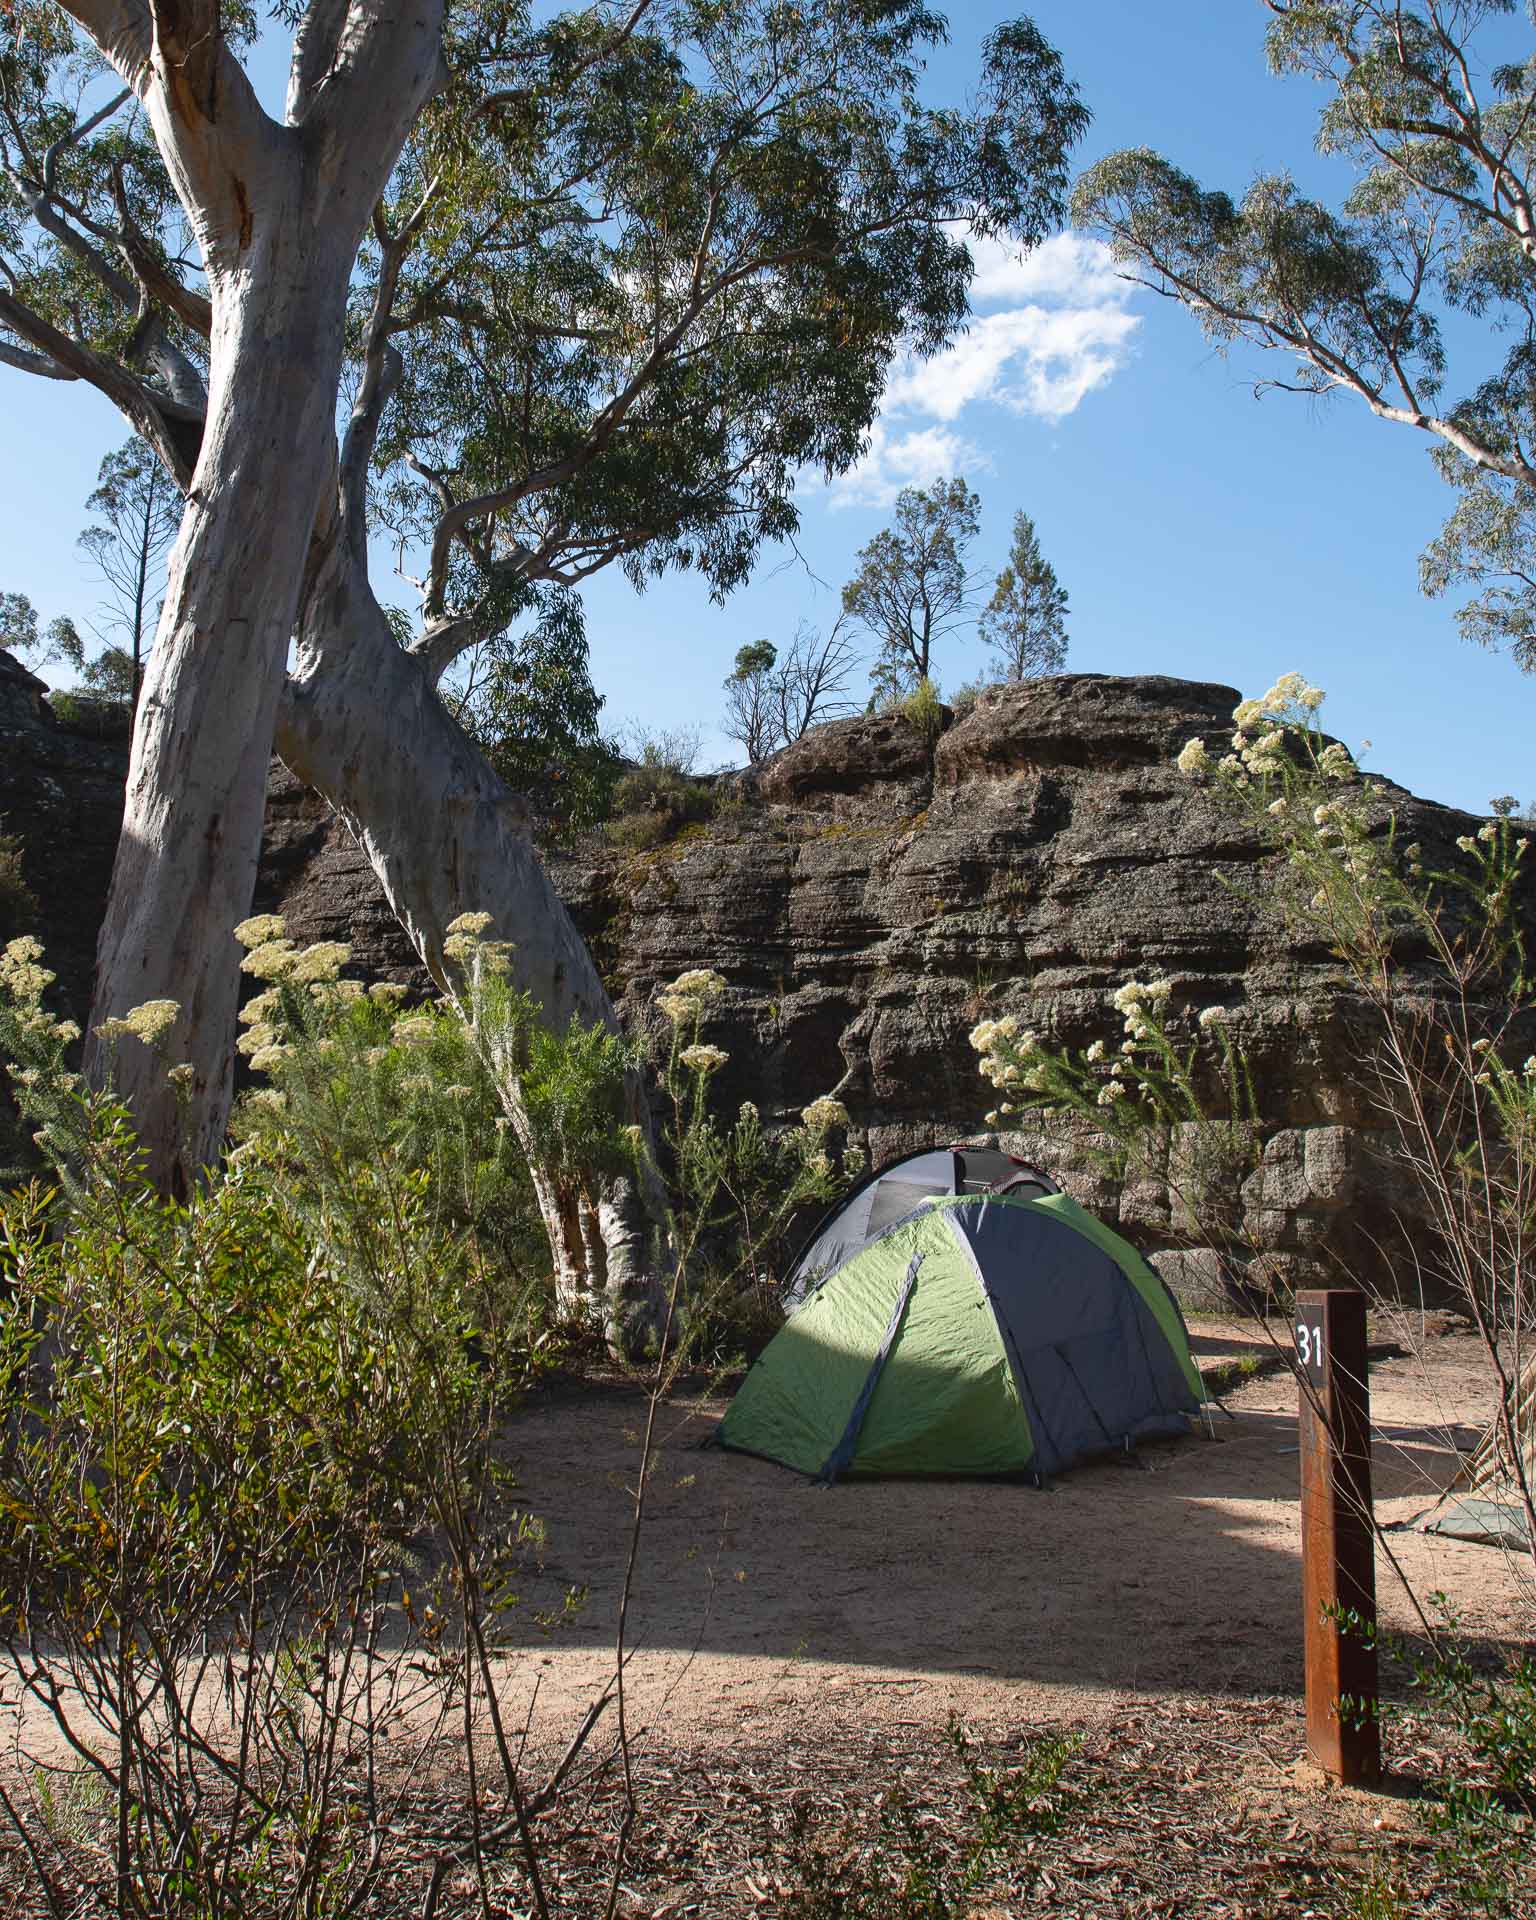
[0,652,129,1015]
[553,675,1497,1307]
[1,652,1499,1305]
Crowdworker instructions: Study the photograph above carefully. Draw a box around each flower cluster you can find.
[1179,675,1335,789]
[800,1096,849,1135]
[0,935,54,1005]
[679,1043,729,1076]
[442,910,513,974]
[96,999,181,1047]
[657,968,727,1025]
[1111,977,1171,1042]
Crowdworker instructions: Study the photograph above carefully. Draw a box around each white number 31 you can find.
[1296,1322,1325,1369]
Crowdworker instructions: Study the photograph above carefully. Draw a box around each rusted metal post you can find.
[1295,1288,1381,1785]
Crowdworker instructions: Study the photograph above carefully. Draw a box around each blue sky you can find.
[2,2,1528,813]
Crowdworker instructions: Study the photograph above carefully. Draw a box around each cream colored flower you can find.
[679,1043,729,1075]
[289,941,351,983]
[368,981,409,1007]
[1318,742,1354,780]
[248,1087,287,1111]
[233,914,286,951]
[801,1095,849,1134]
[1298,685,1325,711]
[446,911,495,938]
[240,939,298,981]
[1456,835,1477,854]
[0,936,54,1004]
[1267,799,1288,817]
[1176,737,1210,774]
[1218,754,1243,776]
[1096,1081,1128,1106]
[738,1100,759,1125]
[392,1014,437,1048]
[100,999,180,1046]
[1085,1039,1107,1063]
[166,1062,195,1090]
[1231,699,1263,733]
[621,1123,645,1148]
[238,989,281,1027]
[984,1109,1001,1127]
[249,1044,291,1074]
[1198,1006,1226,1029]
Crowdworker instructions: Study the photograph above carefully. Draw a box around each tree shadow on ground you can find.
[487,1365,1512,1703]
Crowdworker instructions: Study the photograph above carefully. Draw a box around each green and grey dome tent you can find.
[782,1145,1058,1311]
[720,1191,1205,1482]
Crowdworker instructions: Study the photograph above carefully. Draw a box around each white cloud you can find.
[827,230,1141,508]
[827,420,983,510]
[965,230,1130,309]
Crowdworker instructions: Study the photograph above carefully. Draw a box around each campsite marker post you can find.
[1295,1289,1381,1786]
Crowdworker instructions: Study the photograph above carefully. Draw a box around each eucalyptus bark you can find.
[69,0,445,1195]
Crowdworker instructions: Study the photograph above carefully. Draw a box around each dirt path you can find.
[486,1320,1532,1756]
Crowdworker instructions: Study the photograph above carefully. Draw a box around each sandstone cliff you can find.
[1,653,1500,1305]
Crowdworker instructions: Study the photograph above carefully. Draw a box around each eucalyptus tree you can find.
[0,2,1088,1254]
[1074,1,1536,667]
[842,475,985,702]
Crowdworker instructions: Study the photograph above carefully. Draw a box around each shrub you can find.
[605,760,716,848]
[899,675,946,746]
[0,822,35,944]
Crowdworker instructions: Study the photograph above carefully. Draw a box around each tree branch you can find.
[56,1,153,91]
[0,288,200,486]
[0,338,76,380]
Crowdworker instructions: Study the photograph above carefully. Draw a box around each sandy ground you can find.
[2,1319,1527,1786]
[480,1320,1533,1758]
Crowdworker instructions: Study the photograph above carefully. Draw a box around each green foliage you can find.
[1072,4,1536,672]
[47,682,135,739]
[0,1094,559,1912]
[646,971,863,1364]
[979,508,1069,679]
[231,958,556,1352]
[721,619,861,763]
[899,675,947,747]
[451,585,623,835]
[606,740,718,850]
[780,1719,1083,1919]
[0,589,82,673]
[843,477,983,703]
[0,929,580,1913]
[77,435,182,706]
[1337,1605,1536,1920]
[0,821,35,944]
[366,5,1088,631]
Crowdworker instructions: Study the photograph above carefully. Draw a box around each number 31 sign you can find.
[1295,1306,1327,1386]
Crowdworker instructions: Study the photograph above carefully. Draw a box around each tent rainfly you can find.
[782,1144,1059,1311]
[719,1189,1205,1482]
[1421,1352,1536,1551]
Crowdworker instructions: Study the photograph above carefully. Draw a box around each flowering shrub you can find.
[971,673,1536,1556]
[0,942,578,1915]
[646,967,863,1364]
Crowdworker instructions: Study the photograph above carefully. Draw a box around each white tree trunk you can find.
[87,180,356,1194]
[277,545,667,1347]
[72,0,447,1196]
